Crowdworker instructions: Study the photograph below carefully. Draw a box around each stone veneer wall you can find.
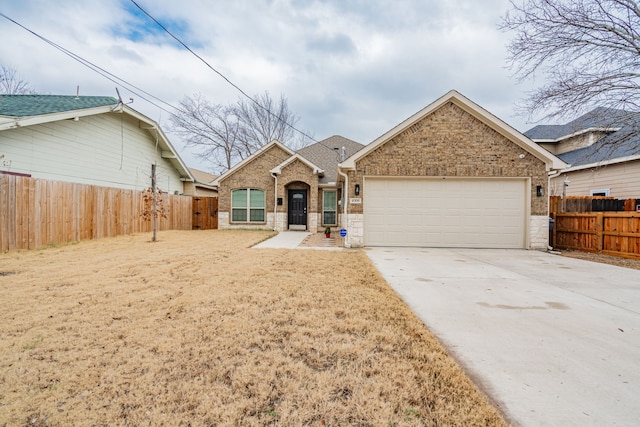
[343,102,550,248]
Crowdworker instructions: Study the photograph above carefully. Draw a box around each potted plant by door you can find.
[324,226,331,238]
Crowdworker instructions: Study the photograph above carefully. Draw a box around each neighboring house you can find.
[186,168,218,197]
[212,135,364,232]
[0,95,193,193]
[525,108,640,198]
[339,90,566,249]
[213,90,566,249]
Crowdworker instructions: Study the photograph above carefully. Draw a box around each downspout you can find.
[337,168,349,248]
[271,172,278,232]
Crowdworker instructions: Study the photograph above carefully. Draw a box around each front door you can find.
[288,190,307,230]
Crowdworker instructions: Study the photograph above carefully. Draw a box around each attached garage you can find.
[338,90,567,249]
[364,177,527,248]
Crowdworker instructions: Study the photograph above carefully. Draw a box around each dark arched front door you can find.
[288,189,307,230]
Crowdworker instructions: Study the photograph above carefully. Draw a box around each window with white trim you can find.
[323,190,337,225]
[231,189,265,222]
[590,189,610,196]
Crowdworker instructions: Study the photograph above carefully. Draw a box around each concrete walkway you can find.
[253,231,312,249]
[253,231,343,250]
[366,247,640,427]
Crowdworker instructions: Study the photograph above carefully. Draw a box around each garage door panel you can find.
[364,178,526,248]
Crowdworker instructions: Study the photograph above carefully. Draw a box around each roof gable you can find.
[212,140,294,186]
[341,90,567,171]
[270,153,323,176]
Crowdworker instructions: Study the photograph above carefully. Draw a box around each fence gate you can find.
[192,197,218,230]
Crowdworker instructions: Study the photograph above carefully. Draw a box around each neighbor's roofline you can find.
[0,104,118,131]
[557,154,640,173]
[340,90,568,171]
[121,104,193,182]
[530,127,620,143]
[0,102,194,181]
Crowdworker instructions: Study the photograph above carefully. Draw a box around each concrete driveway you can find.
[366,248,640,427]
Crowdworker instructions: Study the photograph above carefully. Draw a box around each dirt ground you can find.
[559,249,640,270]
[0,230,507,426]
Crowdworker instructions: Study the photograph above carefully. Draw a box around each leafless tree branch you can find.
[501,0,640,120]
[0,65,37,95]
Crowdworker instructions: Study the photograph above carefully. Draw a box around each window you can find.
[323,190,337,225]
[590,189,610,196]
[231,189,265,222]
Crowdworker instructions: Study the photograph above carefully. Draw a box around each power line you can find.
[129,0,331,149]
[0,8,345,170]
[0,12,178,117]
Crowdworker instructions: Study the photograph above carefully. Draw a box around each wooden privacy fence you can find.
[551,212,640,259]
[192,196,218,230]
[0,175,192,251]
[550,195,639,213]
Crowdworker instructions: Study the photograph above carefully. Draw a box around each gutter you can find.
[337,168,350,248]
[271,172,278,232]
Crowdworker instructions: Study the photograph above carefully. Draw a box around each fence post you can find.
[550,212,556,248]
[595,212,604,253]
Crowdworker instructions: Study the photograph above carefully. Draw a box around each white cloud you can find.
[0,0,538,171]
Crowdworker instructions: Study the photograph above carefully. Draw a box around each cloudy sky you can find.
[0,0,539,172]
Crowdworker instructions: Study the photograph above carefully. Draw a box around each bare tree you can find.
[501,0,640,118]
[169,93,241,172]
[169,91,312,172]
[234,91,310,155]
[0,65,37,94]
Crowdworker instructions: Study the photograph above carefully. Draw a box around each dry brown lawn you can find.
[0,230,507,426]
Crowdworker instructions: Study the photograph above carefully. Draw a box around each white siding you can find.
[552,160,640,199]
[0,113,183,192]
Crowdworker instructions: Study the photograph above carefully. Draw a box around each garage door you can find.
[364,178,526,248]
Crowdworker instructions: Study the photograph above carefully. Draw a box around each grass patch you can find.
[0,230,506,426]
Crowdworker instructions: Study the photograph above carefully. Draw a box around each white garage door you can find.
[364,178,526,248]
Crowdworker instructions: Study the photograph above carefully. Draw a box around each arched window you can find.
[231,189,265,222]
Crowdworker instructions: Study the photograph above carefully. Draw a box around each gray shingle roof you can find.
[296,135,364,184]
[0,95,118,117]
[526,108,640,167]
[524,107,633,140]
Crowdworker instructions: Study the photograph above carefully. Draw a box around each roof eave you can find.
[0,105,117,131]
[121,105,193,181]
[558,154,640,173]
[530,127,620,143]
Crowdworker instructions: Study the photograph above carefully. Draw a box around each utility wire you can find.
[0,12,178,117]
[1,8,343,170]
[129,0,327,148]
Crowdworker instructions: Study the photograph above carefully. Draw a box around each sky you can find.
[0,0,541,173]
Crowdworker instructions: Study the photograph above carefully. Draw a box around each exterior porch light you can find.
[354,184,360,195]
[536,185,544,197]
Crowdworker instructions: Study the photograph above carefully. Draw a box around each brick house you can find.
[212,136,364,232]
[338,90,566,249]
[213,91,566,249]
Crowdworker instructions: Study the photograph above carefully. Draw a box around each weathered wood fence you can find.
[192,196,218,230]
[550,212,640,259]
[0,175,192,251]
[550,195,639,213]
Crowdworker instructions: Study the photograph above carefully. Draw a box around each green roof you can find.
[0,95,118,117]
